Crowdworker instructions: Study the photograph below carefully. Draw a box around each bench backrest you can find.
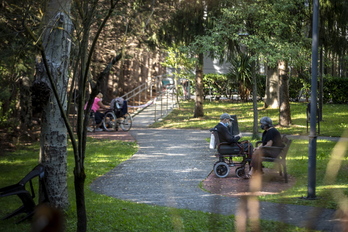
[278,135,292,159]
[229,115,240,136]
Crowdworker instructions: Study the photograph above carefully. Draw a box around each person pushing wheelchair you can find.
[86,92,109,132]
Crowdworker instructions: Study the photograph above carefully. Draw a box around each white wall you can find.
[166,56,231,76]
[203,57,231,74]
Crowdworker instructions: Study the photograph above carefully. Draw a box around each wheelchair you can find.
[210,115,252,178]
[102,100,132,132]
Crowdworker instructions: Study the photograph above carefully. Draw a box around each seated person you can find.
[246,116,284,178]
[214,113,253,157]
[86,93,109,132]
[110,91,125,117]
[215,113,241,143]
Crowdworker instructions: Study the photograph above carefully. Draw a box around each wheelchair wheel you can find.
[103,112,117,132]
[120,113,132,131]
[235,167,245,178]
[214,162,229,178]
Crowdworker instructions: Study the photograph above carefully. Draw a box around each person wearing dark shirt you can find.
[215,113,241,143]
[246,116,283,178]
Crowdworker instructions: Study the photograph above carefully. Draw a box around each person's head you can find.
[260,116,273,130]
[220,113,233,125]
[96,93,103,99]
[112,90,118,97]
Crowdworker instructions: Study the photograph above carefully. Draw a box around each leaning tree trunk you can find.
[39,0,72,209]
[278,61,291,126]
[194,53,204,118]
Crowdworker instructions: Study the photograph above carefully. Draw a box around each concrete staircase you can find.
[131,91,178,128]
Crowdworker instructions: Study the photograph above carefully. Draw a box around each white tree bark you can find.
[40,0,72,209]
[278,60,291,126]
[264,66,279,108]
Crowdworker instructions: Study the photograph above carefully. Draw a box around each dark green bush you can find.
[203,73,266,100]
[323,76,348,103]
[203,73,230,98]
[256,74,266,99]
[289,72,311,101]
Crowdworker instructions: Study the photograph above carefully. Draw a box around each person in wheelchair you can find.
[215,113,242,143]
[215,113,253,156]
[110,91,125,118]
[212,113,253,178]
[246,116,284,178]
[89,92,109,132]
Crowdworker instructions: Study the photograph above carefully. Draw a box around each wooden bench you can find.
[256,135,292,183]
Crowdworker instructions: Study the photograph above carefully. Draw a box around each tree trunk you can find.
[194,53,204,117]
[278,61,291,126]
[74,168,87,231]
[251,60,259,139]
[264,66,279,108]
[19,76,33,131]
[40,0,72,209]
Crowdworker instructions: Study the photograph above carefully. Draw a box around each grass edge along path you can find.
[151,101,348,138]
[151,101,348,210]
[0,138,308,231]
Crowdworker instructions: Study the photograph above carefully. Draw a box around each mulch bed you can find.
[202,167,295,197]
[87,130,136,142]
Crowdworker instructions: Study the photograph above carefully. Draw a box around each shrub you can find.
[323,75,348,103]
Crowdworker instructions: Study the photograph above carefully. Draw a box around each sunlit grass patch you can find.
[153,100,348,137]
[0,137,308,231]
[1,100,347,231]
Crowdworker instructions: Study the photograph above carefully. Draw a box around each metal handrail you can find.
[121,74,167,100]
[120,74,170,116]
[70,74,175,131]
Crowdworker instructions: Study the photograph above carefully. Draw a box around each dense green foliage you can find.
[0,1,38,125]
[0,0,347,132]
[323,76,348,103]
[289,74,348,103]
[203,74,230,98]
[203,73,267,101]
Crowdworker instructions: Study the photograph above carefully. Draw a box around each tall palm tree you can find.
[228,53,252,101]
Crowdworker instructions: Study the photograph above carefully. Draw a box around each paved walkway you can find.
[89,99,343,231]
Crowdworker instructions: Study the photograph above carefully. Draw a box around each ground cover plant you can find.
[0,138,307,231]
[152,100,348,209]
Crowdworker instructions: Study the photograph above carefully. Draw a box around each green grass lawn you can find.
[0,138,307,231]
[0,100,347,231]
[151,100,348,209]
[151,101,348,137]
